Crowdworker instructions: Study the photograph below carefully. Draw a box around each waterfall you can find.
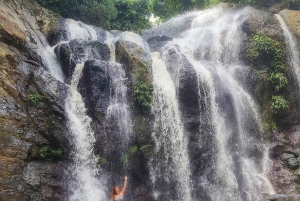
[151,52,192,201]
[276,14,300,87]
[66,62,105,200]
[147,6,275,201]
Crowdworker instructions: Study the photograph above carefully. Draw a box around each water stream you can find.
[147,6,275,201]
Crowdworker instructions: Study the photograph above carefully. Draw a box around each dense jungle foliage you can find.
[36,0,300,31]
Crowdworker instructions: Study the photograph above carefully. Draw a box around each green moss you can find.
[247,33,289,114]
[51,148,62,158]
[39,146,48,158]
[116,42,153,114]
[271,95,289,114]
[98,157,108,166]
[130,145,138,154]
[120,154,129,164]
[133,81,153,114]
[27,93,44,106]
[39,146,63,159]
[140,144,152,158]
[263,116,276,137]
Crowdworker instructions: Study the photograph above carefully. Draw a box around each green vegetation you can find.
[130,145,138,154]
[39,146,48,158]
[39,146,63,159]
[98,157,109,166]
[140,144,152,158]
[120,154,129,164]
[247,33,289,134]
[271,95,289,114]
[133,82,153,114]
[35,0,300,31]
[35,0,151,31]
[27,93,44,106]
[111,0,151,32]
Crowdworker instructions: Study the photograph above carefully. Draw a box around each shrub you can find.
[269,72,288,92]
[120,154,129,164]
[27,93,44,106]
[133,82,153,113]
[51,148,63,158]
[98,157,108,166]
[271,95,289,114]
[130,145,138,154]
[39,146,48,158]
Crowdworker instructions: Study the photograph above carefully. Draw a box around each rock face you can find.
[279,10,300,36]
[1,0,300,200]
[0,0,68,200]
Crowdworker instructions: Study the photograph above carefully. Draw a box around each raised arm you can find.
[121,176,128,195]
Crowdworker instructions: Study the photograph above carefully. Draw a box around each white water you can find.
[66,63,105,201]
[148,6,275,201]
[106,61,133,145]
[150,52,192,201]
[276,14,300,86]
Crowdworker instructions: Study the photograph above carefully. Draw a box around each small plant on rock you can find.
[39,146,48,158]
[130,145,138,154]
[27,93,44,106]
[98,157,109,166]
[51,148,63,158]
[133,81,153,113]
[271,95,289,114]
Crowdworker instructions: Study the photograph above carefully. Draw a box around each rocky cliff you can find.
[1,0,300,200]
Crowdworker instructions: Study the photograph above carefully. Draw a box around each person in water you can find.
[110,176,128,201]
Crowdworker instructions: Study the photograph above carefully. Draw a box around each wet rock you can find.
[55,40,110,81]
[262,194,300,201]
[146,35,173,52]
[281,152,300,170]
[279,10,300,37]
[54,43,76,80]
[47,28,68,46]
[78,60,111,120]
[269,126,300,194]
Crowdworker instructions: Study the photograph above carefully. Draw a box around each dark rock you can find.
[55,39,110,81]
[47,29,68,46]
[78,60,111,120]
[147,35,173,52]
[262,194,300,201]
[54,43,76,80]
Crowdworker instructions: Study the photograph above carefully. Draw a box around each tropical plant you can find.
[133,82,153,113]
[27,93,44,106]
[271,95,289,114]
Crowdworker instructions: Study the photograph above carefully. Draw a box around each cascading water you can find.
[151,52,192,201]
[65,62,105,200]
[147,5,275,201]
[276,14,300,88]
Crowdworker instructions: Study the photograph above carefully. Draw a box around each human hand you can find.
[124,176,128,181]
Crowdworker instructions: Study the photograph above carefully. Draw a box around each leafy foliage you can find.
[35,0,151,31]
[120,154,129,164]
[140,144,152,158]
[271,95,289,114]
[130,145,138,154]
[39,146,48,158]
[51,148,63,157]
[98,157,109,166]
[269,72,288,92]
[133,82,153,113]
[39,146,63,159]
[111,0,152,32]
[28,93,44,106]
